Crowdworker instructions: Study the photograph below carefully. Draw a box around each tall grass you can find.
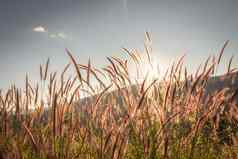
[0,34,238,159]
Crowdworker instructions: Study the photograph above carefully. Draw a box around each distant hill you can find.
[74,71,238,110]
[205,71,238,95]
[37,72,238,125]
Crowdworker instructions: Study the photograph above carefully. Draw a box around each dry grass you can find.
[0,34,238,159]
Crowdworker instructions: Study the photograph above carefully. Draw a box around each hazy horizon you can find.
[0,0,238,89]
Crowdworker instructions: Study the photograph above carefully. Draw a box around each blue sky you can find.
[0,0,238,89]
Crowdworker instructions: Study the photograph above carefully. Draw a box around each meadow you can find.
[0,34,237,159]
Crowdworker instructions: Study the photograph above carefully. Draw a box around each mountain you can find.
[205,72,238,95]
[73,71,238,110]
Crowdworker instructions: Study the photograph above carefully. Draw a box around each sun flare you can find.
[128,50,168,83]
[140,56,160,80]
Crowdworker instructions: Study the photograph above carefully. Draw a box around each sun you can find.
[128,51,167,83]
[137,53,165,81]
[142,59,159,79]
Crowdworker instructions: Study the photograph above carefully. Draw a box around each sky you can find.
[0,0,238,89]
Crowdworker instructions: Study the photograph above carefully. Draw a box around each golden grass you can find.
[0,34,237,159]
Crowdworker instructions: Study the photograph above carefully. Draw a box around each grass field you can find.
[0,35,238,159]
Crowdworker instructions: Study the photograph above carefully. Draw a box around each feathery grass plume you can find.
[34,83,39,105]
[44,58,50,81]
[203,62,216,79]
[107,57,119,75]
[66,49,83,84]
[25,74,29,114]
[94,84,112,107]
[28,83,34,97]
[49,72,57,98]
[144,32,153,69]
[194,64,202,78]
[69,85,81,105]
[90,69,107,89]
[202,56,211,74]
[190,74,202,94]
[135,79,158,116]
[95,67,107,78]
[52,93,58,141]
[87,59,91,85]
[61,63,70,79]
[116,135,125,159]
[134,49,143,63]
[111,132,120,159]
[60,64,70,95]
[230,87,238,102]
[111,57,128,73]
[213,40,229,76]
[171,84,177,105]
[109,57,128,86]
[174,54,186,74]
[163,83,171,111]
[123,48,139,65]
[0,91,3,105]
[103,129,113,153]
[82,78,96,93]
[210,55,216,74]
[63,77,72,94]
[1,90,10,136]
[103,67,115,78]
[227,55,234,74]
[78,63,106,88]
[15,88,20,120]
[51,71,57,83]
[140,72,149,95]
[144,44,152,68]
[145,31,151,43]
[40,64,43,81]
[0,34,237,158]
[111,56,130,83]
[22,123,38,152]
[217,40,229,65]
[77,63,88,70]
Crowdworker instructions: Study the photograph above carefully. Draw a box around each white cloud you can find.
[33,25,69,40]
[57,32,67,39]
[49,33,57,38]
[49,32,67,39]
[33,26,47,33]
